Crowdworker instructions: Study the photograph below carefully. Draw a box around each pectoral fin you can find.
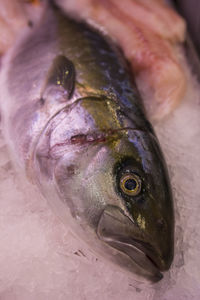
[41,55,75,101]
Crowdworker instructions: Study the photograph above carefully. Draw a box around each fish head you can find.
[34,97,174,282]
[96,131,174,281]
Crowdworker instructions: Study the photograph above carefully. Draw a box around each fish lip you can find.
[128,238,168,271]
[97,205,166,281]
[125,238,165,273]
[102,236,163,282]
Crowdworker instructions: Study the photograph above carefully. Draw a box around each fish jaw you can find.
[97,205,173,281]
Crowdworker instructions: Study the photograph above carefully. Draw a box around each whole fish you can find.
[0,2,174,282]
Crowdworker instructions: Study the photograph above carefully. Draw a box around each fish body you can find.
[0,3,174,282]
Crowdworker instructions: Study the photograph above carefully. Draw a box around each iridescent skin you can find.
[0,3,174,282]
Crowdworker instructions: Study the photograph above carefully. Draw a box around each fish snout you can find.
[97,205,173,281]
[139,236,173,272]
[148,216,174,272]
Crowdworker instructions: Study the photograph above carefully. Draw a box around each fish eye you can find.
[120,173,141,196]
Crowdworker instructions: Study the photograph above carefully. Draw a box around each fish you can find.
[0,2,174,282]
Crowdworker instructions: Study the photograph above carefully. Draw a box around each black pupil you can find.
[124,178,137,191]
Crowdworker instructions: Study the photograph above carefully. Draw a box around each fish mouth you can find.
[97,205,165,282]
